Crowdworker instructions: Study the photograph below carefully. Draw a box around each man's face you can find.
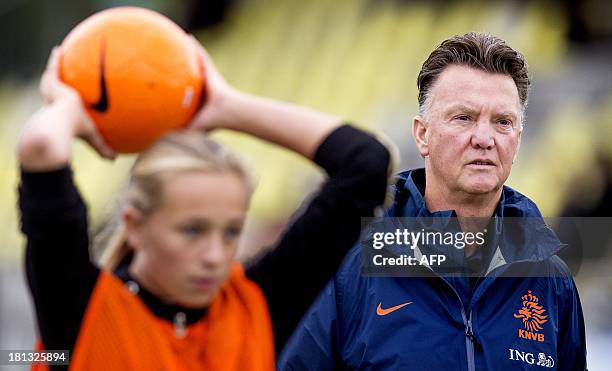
[413,64,522,196]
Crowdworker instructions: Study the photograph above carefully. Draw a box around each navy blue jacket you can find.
[279,168,586,371]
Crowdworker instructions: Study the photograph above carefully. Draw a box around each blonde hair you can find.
[96,129,253,270]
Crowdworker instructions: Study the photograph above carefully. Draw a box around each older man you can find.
[278,32,586,370]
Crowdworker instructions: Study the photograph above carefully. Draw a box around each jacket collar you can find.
[387,168,564,265]
[114,253,207,325]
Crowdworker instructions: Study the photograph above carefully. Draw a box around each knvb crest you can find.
[513,290,548,342]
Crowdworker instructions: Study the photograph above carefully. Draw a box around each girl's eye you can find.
[180,225,204,236]
[224,227,243,241]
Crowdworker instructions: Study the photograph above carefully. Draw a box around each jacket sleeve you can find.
[276,279,340,370]
[245,124,391,352]
[19,167,100,354]
[556,277,587,371]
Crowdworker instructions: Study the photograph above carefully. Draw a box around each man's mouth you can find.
[467,159,495,166]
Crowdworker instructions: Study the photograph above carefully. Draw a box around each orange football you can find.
[60,7,204,153]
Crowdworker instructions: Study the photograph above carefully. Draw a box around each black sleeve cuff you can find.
[314,124,382,175]
[18,166,84,233]
[19,166,79,202]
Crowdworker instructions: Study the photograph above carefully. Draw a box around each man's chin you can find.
[460,179,500,195]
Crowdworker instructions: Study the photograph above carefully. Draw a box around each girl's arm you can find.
[244,125,392,352]
[17,48,115,171]
[17,48,114,354]
[185,39,394,352]
[185,36,341,159]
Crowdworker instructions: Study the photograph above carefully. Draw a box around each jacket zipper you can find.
[174,311,187,339]
[446,284,475,371]
[465,310,476,371]
[418,256,480,370]
[420,261,476,371]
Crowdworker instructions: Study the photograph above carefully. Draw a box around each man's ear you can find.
[123,206,145,251]
[412,115,429,157]
[513,127,522,164]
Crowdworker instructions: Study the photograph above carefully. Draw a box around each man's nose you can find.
[470,118,495,150]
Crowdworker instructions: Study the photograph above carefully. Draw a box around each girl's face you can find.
[125,171,249,308]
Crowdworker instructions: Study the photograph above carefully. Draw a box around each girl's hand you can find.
[39,47,116,159]
[18,47,115,171]
[182,35,340,159]
[184,35,241,132]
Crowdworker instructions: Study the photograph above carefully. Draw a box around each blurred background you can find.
[1,0,611,369]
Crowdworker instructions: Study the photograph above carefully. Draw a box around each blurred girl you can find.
[17,40,391,370]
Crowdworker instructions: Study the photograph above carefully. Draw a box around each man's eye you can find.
[498,119,513,127]
[454,115,471,121]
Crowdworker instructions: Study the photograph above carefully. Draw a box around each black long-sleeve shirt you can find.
[18,125,391,364]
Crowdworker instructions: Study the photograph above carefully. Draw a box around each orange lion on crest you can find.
[513,290,548,332]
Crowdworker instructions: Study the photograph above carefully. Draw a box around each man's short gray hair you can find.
[417,32,530,122]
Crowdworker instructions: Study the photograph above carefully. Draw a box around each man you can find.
[278,32,586,370]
